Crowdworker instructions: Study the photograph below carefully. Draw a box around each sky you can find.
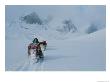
[5,5,106,28]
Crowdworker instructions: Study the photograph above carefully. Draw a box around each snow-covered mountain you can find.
[6,13,104,41]
[6,5,106,39]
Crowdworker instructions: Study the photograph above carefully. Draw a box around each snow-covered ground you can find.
[5,28,106,71]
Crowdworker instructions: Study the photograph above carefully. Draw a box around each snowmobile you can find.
[28,42,44,63]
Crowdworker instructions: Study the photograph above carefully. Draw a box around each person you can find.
[32,38,44,58]
[42,41,47,51]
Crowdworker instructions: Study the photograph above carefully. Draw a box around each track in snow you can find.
[13,58,44,71]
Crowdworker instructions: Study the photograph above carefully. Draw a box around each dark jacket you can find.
[33,38,39,44]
